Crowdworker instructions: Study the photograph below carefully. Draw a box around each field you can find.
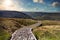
[0,18,60,40]
[33,20,60,40]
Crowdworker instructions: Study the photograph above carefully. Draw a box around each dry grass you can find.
[0,18,37,40]
[33,20,60,40]
[41,20,60,26]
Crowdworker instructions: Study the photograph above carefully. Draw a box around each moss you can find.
[0,29,11,40]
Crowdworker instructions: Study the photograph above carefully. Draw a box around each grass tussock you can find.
[33,20,60,40]
[33,25,60,40]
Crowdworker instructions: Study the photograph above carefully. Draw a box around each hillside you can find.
[0,10,60,20]
[24,12,60,20]
[33,20,60,40]
[0,10,32,19]
[0,10,60,40]
[0,18,60,40]
[0,18,37,40]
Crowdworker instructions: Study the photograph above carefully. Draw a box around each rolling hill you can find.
[0,18,37,40]
[24,12,60,20]
[0,10,32,19]
[0,10,60,40]
[0,10,60,20]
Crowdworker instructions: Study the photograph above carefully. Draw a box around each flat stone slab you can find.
[10,27,37,40]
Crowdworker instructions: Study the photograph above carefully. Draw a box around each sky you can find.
[0,0,60,12]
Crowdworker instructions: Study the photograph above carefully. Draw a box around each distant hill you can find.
[24,12,60,20]
[0,10,32,19]
[0,10,60,20]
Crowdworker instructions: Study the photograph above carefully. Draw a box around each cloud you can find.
[39,0,44,4]
[33,0,44,4]
[52,2,60,7]
[33,0,38,3]
[0,5,5,10]
[0,0,24,11]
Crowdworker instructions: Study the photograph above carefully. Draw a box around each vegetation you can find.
[33,20,60,40]
[0,25,11,40]
[0,18,37,40]
[0,18,60,40]
[10,18,37,26]
[41,20,60,26]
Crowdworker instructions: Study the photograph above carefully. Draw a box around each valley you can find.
[0,11,60,40]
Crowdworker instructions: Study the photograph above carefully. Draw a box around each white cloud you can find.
[33,0,44,4]
[0,0,25,11]
[39,0,44,4]
[33,0,38,3]
[52,2,60,7]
